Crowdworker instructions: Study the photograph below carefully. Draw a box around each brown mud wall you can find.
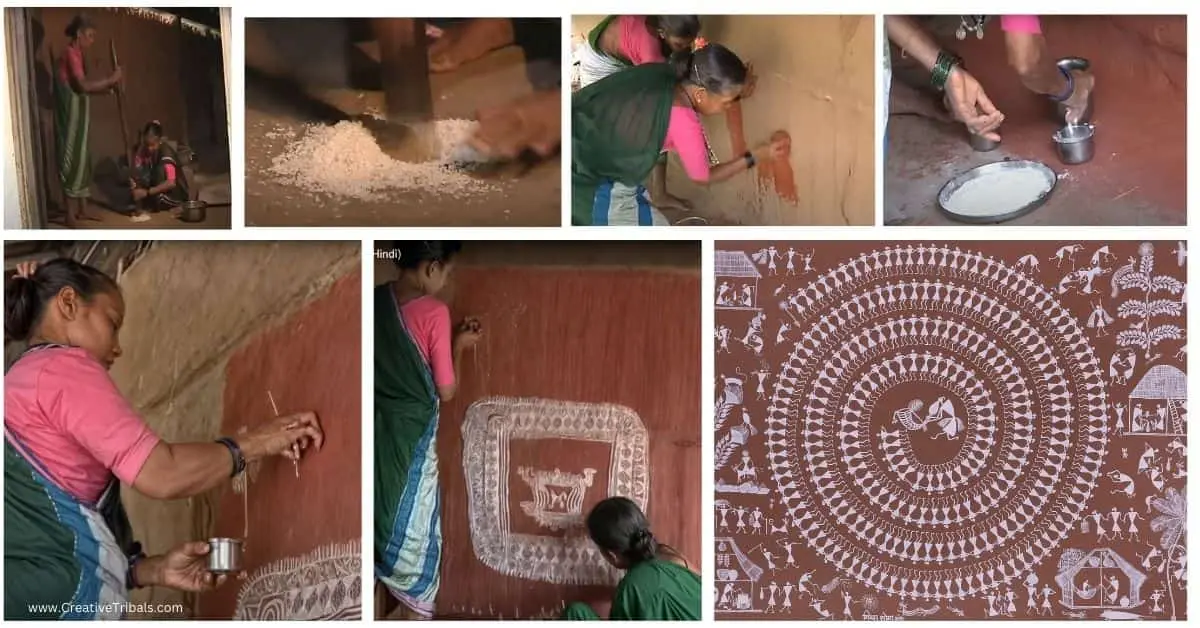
[375,242,701,619]
[572,15,874,225]
[26,8,229,210]
[894,15,1186,213]
[103,241,360,618]
[199,271,363,618]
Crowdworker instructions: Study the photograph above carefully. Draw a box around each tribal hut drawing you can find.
[714,241,1188,620]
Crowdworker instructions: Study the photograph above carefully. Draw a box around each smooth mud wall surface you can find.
[200,271,362,619]
[574,15,874,225]
[900,15,1186,214]
[103,241,359,617]
[427,265,700,618]
[28,9,228,207]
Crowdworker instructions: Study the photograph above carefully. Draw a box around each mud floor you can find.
[571,15,874,226]
[884,15,1186,226]
[244,21,560,227]
[94,241,360,618]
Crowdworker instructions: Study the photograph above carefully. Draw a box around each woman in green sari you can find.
[562,497,701,620]
[374,241,481,619]
[55,14,122,227]
[572,44,788,226]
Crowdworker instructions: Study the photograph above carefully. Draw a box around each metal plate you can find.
[937,160,1058,224]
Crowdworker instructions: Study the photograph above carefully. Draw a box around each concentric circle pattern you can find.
[766,245,1108,600]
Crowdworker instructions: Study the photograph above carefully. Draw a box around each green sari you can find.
[561,559,701,620]
[53,47,91,199]
[571,63,676,225]
[373,285,442,618]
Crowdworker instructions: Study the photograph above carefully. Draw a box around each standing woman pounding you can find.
[375,242,481,619]
[55,15,122,227]
[4,259,324,620]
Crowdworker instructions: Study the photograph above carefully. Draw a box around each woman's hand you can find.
[238,411,324,460]
[109,66,123,88]
[944,67,1005,141]
[753,132,790,162]
[140,541,228,592]
[469,90,562,160]
[1062,69,1095,125]
[453,317,482,352]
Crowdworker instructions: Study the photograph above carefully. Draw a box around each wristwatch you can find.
[743,151,757,168]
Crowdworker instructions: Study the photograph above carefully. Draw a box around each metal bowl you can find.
[180,200,208,223]
[968,132,1000,152]
[1053,123,1096,165]
[207,537,243,573]
[936,160,1058,224]
[673,216,709,226]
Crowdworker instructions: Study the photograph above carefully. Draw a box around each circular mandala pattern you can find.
[766,245,1108,601]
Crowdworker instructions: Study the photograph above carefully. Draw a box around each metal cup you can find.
[969,131,1000,152]
[207,537,244,573]
[1053,124,1095,165]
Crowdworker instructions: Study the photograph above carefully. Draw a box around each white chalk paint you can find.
[233,539,361,620]
[462,396,650,586]
[943,168,1052,216]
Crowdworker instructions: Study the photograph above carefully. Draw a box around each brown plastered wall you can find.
[27,8,229,208]
[571,15,875,226]
[374,241,701,618]
[104,241,360,617]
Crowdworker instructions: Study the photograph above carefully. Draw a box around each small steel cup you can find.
[969,132,1000,152]
[207,537,244,573]
[1053,124,1095,165]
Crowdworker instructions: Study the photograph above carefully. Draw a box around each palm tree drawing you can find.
[1149,487,1186,620]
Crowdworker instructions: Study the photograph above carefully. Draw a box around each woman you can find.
[562,497,700,620]
[375,241,481,619]
[4,259,323,620]
[55,14,122,227]
[576,16,701,88]
[572,45,787,226]
[128,121,190,220]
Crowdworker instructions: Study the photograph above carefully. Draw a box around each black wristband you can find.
[216,437,246,477]
[126,542,147,590]
[744,151,757,168]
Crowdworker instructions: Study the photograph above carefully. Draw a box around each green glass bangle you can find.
[931,51,962,91]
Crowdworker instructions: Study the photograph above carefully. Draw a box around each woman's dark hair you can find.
[390,241,463,271]
[587,496,658,565]
[648,15,701,39]
[65,14,94,39]
[670,44,747,95]
[142,120,164,138]
[5,258,118,342]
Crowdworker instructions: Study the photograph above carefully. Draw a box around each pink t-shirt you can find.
[400,295,455,389]
[1000,16,1042,34]
[4,346,161,505]
[663,106,710,182]
[616,15,665,65]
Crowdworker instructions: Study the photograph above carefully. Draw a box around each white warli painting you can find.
[232,539,361,620]
[462,396,650,586]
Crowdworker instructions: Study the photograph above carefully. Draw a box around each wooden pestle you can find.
[368,18,440,162]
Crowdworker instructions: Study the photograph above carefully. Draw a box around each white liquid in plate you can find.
[943,168,1053,217]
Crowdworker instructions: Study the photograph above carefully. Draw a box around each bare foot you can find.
[469,89,561,159]
[428,19,514,73]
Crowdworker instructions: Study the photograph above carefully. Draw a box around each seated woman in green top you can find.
[562,497,701,620]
